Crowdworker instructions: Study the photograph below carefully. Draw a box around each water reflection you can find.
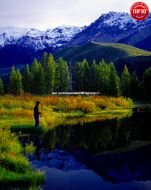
[44,119,124,152]
[43,111,151,153]
[64,110,132,126]
[42,111,151,184]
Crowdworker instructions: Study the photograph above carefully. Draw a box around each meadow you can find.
[0,94,133,188]
[0,94,133,129]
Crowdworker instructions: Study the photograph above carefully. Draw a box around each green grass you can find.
[0,95,133,132]
[92,42,151,56]
[0,166,44,188]
[0,128,44,188]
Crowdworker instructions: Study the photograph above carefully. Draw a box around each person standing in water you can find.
[34,101,41,128]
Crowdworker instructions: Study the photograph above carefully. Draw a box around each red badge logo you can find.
[130,2,149,21]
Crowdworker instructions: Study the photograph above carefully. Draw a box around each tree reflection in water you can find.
[42,111,151,183]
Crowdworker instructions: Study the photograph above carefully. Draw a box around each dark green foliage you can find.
[90,60,98,91]
[5,53,151,100]
[9,66,17,94]
[81,59,90,91]
[21,55,70,94]
[73,62,82,91]
[9,66,23,95]
[31,59,46,94]
[46,54,56,93]
[38,64,46,94]
[16,69,23,95]
[72,59,120,96]
[31,59,45,94]
[0,77,4,94]
[121,65,131,97]
[23,64,32,93]
[97,59,110,95]
[55,58,70,92]
[108,63,120,96]
[31,59,40,94]
[129,72,142,99]
[73,59,96,92]
[41,52,48,70]
[143,67,151,99]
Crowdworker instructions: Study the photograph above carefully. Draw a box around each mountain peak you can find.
[96,11,137,30]
[0,11,151,69]
[0,26,83,49]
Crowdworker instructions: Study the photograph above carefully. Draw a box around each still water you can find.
[27,110,151,190]
[44,110,151,152]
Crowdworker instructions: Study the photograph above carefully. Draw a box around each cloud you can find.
[0,0,150,30]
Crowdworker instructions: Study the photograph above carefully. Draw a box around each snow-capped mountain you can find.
[0,26,84,50]
[69,11,151,50]
[1,12,151,52]
[0,26,84,68]
[0,11,151,70]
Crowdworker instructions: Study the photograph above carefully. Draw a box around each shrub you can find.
[25,142,36,156]
[78,101,97,113]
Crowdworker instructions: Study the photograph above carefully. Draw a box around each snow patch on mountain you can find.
[0,26,84,49]
[69,11,151,46]
[0,12,151,51]
[101,12,137,30]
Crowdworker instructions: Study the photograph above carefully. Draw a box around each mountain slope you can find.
[69,12,151,51]
[119,25,151,51]
[55,42,151,62]
[55,42,151,75]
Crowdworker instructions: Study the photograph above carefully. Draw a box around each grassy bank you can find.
[0,94,133,187]
[0,128,44,189]
[0,94,133,130]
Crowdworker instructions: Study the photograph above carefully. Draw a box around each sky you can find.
[0,0,150,30]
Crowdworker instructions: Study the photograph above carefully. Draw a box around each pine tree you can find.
[0,77,4,95]
[121,65,131,97]
[73,59,90,91]
[129,72,141,98]
[97,59,110,94]
[9,65,18,94]
[23,64,32,93]
[31,59,39,72]
[31,59,40,94]
[38,64,45,94]
[9,66,23,95]
[41,52,48,70]
[31,59,46,94]
[16,69,23,95]
[55,58,70,92]
[81,59,90,91]
[72,62,81,91]
[90,60,98,91]
[46,54,56,93]
[108,63,120,96]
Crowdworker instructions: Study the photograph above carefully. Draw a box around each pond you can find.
[22,109,151,190]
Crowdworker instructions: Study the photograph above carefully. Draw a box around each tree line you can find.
[0,52,151,100]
